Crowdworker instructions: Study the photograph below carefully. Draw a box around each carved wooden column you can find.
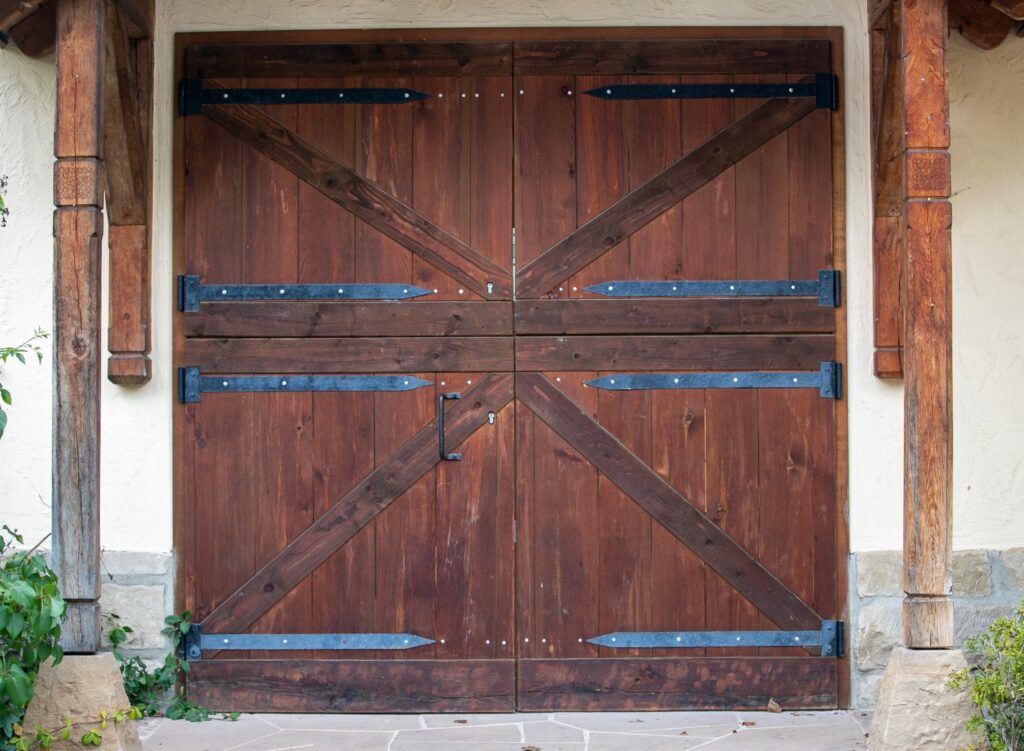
[53,0,105,652]
[901,0,954,649]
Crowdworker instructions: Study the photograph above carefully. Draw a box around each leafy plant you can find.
[0,175,9,227]
[105,612,237,723]
[0,329,48,440]
[949,600,1024,751]
[0,527,64,749]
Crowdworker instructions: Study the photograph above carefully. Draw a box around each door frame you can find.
[171,24,849,708]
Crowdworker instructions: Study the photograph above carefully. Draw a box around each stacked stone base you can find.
[868,648,978,750]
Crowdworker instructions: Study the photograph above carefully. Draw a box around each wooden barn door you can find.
[511,44,843,710]
[175,33,844,712]
[176,58,519,711]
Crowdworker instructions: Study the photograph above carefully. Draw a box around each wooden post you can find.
[53,0,105,653]
[900,0,954,649]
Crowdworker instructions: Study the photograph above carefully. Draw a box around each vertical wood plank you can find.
[374,376,436,659]
[356,76,414,288]
[471,76,514,279]
[650,389,707,656]
[184,80,242,282]
[249,392,314,659]
[296,76,356,283]
[756,391,816,655]
[521,373,599,659]
[309,391,376,658]
[569,74,627,295]
[596,387,652,659]
[704,391,760,656]
[412,77,470,299]
[435,371,512,659]
[735,74,789,279]
[53,0,105,651]
[515,75,575,274]
[680,74,736,280]
[192,394,256,660]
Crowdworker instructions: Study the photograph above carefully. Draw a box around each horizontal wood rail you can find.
[515,334,834,372]
[183,336,515,373]
[514,299,835,336]
[184,301,513,338]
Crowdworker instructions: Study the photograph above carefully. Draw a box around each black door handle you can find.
[439,392,462,461]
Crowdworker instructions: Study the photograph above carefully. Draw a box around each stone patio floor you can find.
[138,710,871,750]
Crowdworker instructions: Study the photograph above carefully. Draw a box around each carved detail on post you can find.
[54,0,105,654]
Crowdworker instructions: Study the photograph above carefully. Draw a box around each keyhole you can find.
[486,281,494,295]
[488,412,496,424]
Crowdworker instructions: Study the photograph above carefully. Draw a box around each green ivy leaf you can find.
[0,388,11,405]
[6,610,26,638]
[5,663,33,707]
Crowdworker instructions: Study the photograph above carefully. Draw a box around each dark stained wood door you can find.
[175,33,843,713]
[512,47,842,710]
[177,63,519,711]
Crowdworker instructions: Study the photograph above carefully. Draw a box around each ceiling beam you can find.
[949,0,1018,48]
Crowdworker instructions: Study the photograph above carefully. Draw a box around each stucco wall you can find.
[0,2,1019,559]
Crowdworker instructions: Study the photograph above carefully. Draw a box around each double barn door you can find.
[175,32,844,712]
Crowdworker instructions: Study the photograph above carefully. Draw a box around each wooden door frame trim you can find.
[171,25,848,707]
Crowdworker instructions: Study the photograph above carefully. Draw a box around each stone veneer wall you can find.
[851,549,1024,707]
[96,551,176,662]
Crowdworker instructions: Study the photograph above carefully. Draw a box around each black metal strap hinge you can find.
[178,80,430,116]
[177,367,432,403]
[177,274,432,311]
[182,623,434,660]
[588,620,844,657]
[584,73,839,111]
[586,361,842,400]
[585,269,840,307]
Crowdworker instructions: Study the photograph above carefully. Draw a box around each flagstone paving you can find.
[139,709,871,750]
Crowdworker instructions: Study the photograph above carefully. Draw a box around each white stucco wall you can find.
[0,0,1018,558]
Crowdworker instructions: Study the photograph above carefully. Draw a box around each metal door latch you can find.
[439,393,463,461]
